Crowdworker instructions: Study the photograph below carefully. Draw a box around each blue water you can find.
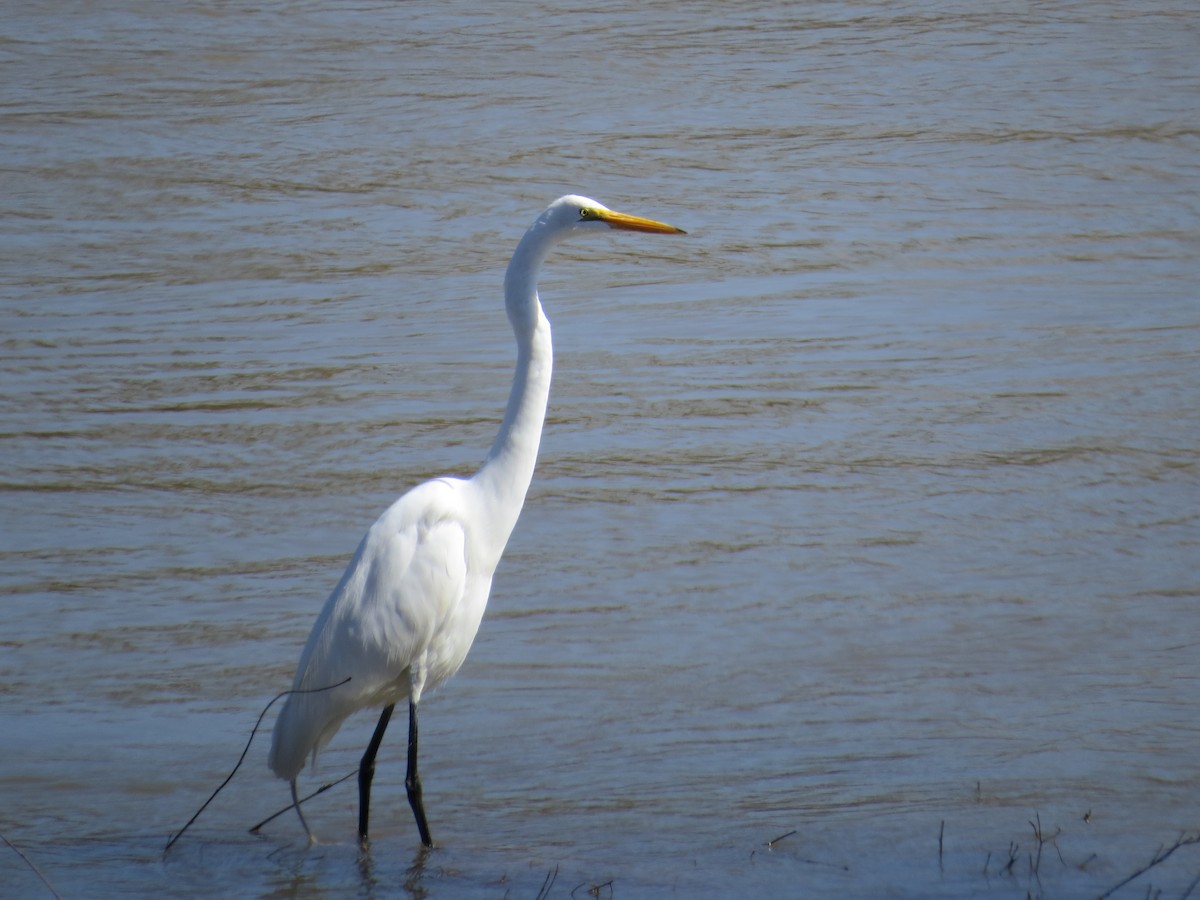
[2,1,1197,897]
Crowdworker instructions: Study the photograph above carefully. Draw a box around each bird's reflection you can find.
[356,838,432,899]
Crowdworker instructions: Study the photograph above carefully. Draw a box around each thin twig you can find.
[248,770,358,833]
[1030,813,1043,876]
[1179,867,1200,900]
[1003,841,1019,874]
[1100,832,1200,899]
[767,829,797,848]
[534,864,559,900]
[164,676,351,853]
[570,879,613,899]
[1,830,62,900]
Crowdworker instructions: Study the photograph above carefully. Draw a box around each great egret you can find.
[268,195,686,847]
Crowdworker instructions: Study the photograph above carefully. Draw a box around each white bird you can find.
[268,195,686,847]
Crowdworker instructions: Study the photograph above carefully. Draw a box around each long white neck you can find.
[470,219,558,558]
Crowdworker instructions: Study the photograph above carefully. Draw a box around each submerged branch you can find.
[1100,832,1200,899]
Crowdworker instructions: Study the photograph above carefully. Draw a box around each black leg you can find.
[358,703,395,843]
[406,699,434,847]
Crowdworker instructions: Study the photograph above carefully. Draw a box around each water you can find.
[2,1,1197,896]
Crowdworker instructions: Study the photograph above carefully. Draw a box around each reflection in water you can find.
[355,842,432,900]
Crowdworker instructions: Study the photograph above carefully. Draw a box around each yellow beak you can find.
[596,208,687,235]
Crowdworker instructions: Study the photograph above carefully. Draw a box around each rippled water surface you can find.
[2,1,1197,897]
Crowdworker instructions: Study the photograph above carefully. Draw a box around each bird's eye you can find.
[579,208,596,220]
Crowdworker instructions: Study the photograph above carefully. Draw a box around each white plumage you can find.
[268,195,685,846]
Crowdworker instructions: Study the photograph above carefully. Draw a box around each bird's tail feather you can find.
[268,678,357,780]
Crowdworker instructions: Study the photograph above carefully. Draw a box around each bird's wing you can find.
[269,478,470,778]
[353,489,471,684]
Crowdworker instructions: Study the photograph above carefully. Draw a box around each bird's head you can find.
[545,194,687,236]
[505,194,687,322]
